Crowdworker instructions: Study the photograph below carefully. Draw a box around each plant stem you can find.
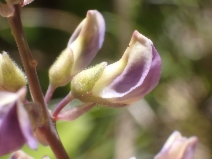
[45,84,56,105]
[8,5,70,159]
[57,103,95,121]
[52,92,74,119]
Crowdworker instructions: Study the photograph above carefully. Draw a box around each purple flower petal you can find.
[68,10,105,50]
[113,45,161,104]
[68,10,105,75]
[0,103,25,156]
[0,90,37,157]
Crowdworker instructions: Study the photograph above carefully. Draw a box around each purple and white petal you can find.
[69,10,105,75]
[113,45,161,104]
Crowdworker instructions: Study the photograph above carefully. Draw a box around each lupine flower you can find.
[0,0,33,17]
[0,52,26,92]
[71,30,161,107]
[0,88,37,157]
[154,131,198,159]
[49,10,105,89]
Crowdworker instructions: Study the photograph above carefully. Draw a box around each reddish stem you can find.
[52,92,74,119]
[45,85,56,105]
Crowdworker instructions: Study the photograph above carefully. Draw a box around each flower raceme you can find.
[49,10,105,89]
[154,131,198,159]
[0,88,37,157]
[71,30,161,106]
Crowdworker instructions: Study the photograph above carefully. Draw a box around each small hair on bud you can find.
[0,52,27,92]
[49,47,74,89]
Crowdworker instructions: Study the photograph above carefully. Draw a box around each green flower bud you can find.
[71,62,107,98]
[49,48,74,88]
[0,52,26,92]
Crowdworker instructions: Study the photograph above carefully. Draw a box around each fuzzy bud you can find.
[49,48,74,88]
[0,52,26,92]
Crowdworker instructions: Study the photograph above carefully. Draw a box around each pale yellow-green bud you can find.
[49,47,74,89]
[0,52,26,92]
[71,62,107,102]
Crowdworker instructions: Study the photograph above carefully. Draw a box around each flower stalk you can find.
[52,92,74,119]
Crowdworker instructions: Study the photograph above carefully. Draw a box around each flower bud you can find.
[48,10,105,89]
[154,131,198,159]
[49,48,74,88]
[71,62,107,97]
[71,31,161,106]
[0,52,26,92]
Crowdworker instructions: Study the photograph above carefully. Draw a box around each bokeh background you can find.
[1,0,212,158]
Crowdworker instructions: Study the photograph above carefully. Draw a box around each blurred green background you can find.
[1,0,212,158]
